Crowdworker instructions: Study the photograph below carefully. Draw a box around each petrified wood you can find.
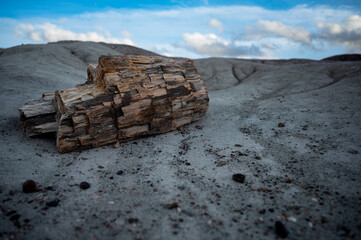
[19,92,57,137]
[19,55,209,153]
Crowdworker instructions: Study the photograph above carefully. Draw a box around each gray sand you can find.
[1,41,361,239]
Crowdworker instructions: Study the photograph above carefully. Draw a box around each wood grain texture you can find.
[18,92,57,137]
[19,55,209,153]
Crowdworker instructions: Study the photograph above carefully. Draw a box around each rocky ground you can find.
[0,41,361,239]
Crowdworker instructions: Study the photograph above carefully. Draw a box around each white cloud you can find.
[245,20,311,44]
[29,32,43,42]
[148,43,208,58]
[317,15,361,50]
[183,32,263,57]
[14,23,134,45]
[13,23,33,36]
[122,30,132,39]
[208,18,224,33]
[2,4,359,59]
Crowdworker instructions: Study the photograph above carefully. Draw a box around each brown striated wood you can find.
[18,92,57,137]
[19,55,209,153]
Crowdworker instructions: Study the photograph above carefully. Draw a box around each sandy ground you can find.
[0,41,361,239]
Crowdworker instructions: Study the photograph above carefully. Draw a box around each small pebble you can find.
[348,149,358,154]
[128,218,139,224]
[5,210,17,217]
[116,170,124,175]
[278,123,285,127]
[22,180,37,193]
[216,161,227,167]
[46,198,60,207]
[166,202,178,209]
[9,214,20,221]
[287,216,297,222]
[80,182,90,190]
[275,221,289,238]
[46,185,55,191]
[232,174,245,183]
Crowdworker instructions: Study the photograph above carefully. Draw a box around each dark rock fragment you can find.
[337,225,355,238]
[232,174,246,183]
[22,180,37,193]
[259,209,266,214]
[182,209,195,217]
[285,179,293,184]
[278,123,285,127]
[9,213,21,228]
[5,210,17,216]
[275,221,289,238]
[348,149,358,154]
[321,216,328,224]
[195,125,203,130]
[46,198,60,207]
[80,181,90,190]
[9,214,20,221]
[116,170,124,175]
[128,218,139,224]
[166,202,178,209]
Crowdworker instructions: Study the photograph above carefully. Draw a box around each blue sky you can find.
[1,0,360,59]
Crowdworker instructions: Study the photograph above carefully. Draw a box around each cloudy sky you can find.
[1,0,360,59]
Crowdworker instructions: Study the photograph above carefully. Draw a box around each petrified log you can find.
[19,55,209,153]
[19,92,57,137]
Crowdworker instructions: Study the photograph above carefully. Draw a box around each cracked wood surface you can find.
[19,55,209,153]
[18,92,57,137]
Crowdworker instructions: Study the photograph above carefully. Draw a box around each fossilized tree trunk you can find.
[19,55,209,153]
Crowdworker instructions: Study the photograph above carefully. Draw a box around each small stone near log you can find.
[19,55,209,153]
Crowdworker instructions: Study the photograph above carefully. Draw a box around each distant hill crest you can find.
[322,54,361,62]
